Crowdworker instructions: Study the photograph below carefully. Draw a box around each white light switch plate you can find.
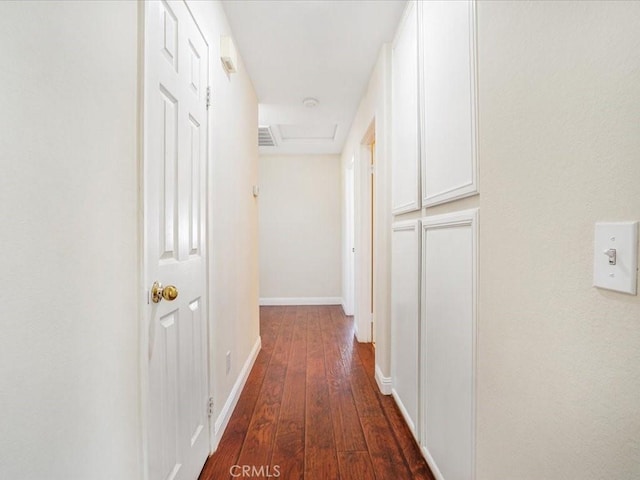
[593,221,638,295]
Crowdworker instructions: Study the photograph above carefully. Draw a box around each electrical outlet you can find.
[226,351,231,375]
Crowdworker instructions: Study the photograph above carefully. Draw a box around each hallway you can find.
[199,306,434,480]
[3,1,640,478]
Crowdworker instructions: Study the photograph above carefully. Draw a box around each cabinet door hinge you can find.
[207,397,214,417]
[206,86,211,109]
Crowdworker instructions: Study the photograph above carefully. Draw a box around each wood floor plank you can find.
[200,305,434,480]
[304,307,339,480]
[320,307,368,452]
[337,451,376,480]
[198,348,270,480]
[361,414,414,479]
[235,308,294,469]
[271,307,306,480]
[349,345,384,418]
[379,394,436,480]
[354,339,435,480]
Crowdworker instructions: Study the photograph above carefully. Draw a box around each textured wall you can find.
[259,154,342,301]
[0,1,141,477]
[476,2,640,478]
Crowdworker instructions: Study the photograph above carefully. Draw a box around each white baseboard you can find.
[422,445,446,480]
[375,365,392,395]
[212,336,261,450]
[341,299,354,316]
[391,388,417,442]
[259,297,341,306]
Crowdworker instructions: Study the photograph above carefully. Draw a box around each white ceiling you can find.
[221,0,407,155]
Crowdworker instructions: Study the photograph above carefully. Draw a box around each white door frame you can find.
[343,155,356,316]
[354,120,375,342]
[139,1,212,478]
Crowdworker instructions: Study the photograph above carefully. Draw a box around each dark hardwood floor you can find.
[199,305,434,480]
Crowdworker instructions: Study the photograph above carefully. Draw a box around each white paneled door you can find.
[391,220,421,439]
[421,210,477,480]
[419,0,478,207]
[143,1,209,479]
[391,0,420,215]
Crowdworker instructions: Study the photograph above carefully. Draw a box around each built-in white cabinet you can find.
[421,210,477,480]
[389,2,479,478]
[419,0,478,207]
[391,0,478,212]
[390,212,478,480]
[390,220,421,439]
[391,1,420,215]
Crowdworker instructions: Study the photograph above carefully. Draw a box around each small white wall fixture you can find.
[593,221,638,295]
[421,209,477,480]
[220,35,238,74]
[419,0,478,207]
[391,219,421,440]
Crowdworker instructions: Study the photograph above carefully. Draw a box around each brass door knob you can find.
[162,284,178,301]
[151,281,179,303]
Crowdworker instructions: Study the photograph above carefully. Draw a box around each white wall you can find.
[0,1,141,478]
[476,2,640,478]
[259,154,342,304]
[0,0,260,476]
[186,0,260,448]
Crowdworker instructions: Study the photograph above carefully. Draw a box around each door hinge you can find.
[207,397,214,417]
[206,86,211,109]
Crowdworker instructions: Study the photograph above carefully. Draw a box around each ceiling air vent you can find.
[258,126,276,147]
